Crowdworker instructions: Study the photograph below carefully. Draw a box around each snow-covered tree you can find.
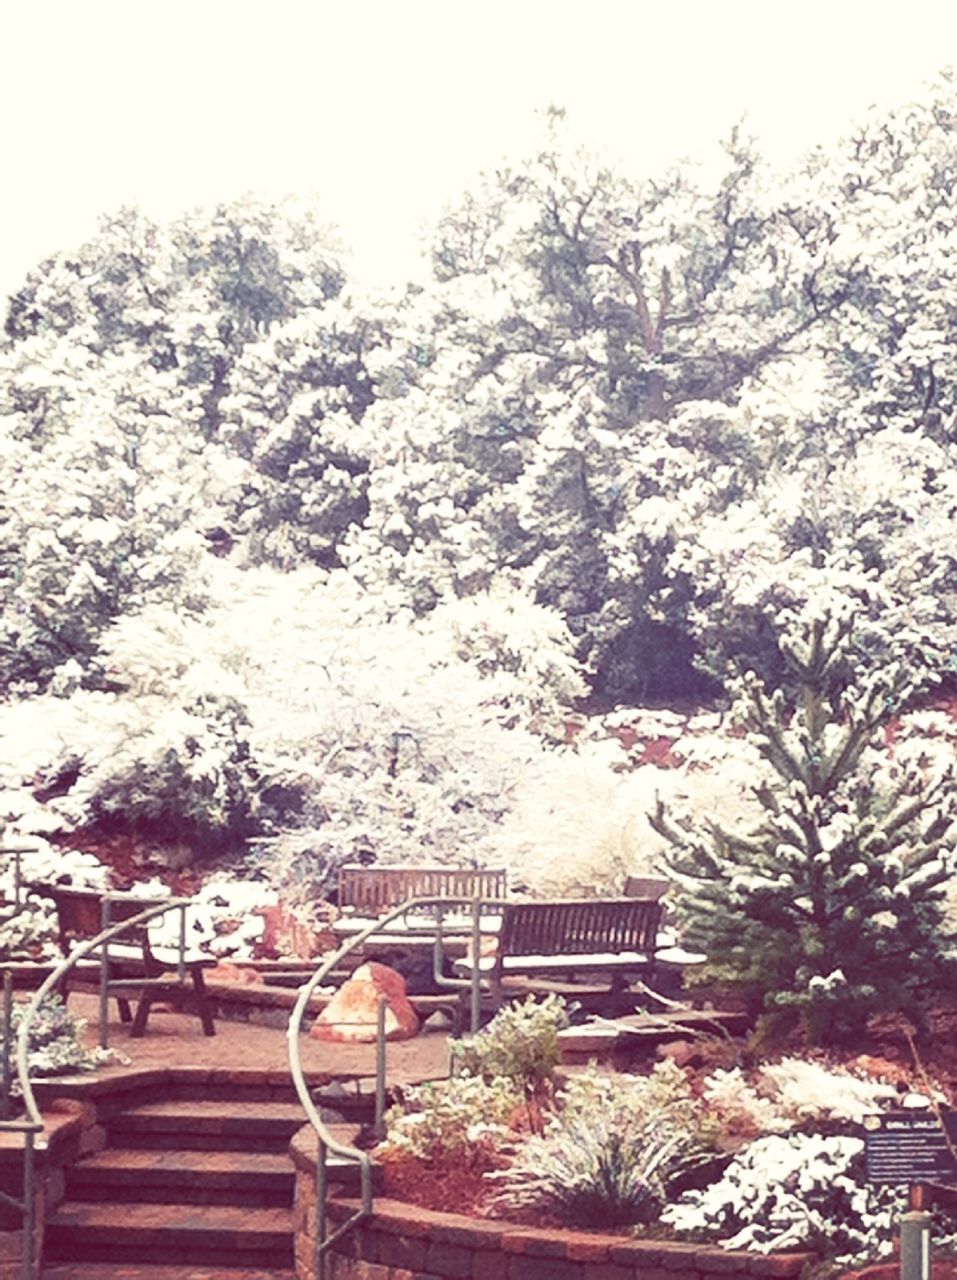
[652,613,957,1044]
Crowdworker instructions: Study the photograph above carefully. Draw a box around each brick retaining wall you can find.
[290,1138,813,1280]
[0,1099,87,1280]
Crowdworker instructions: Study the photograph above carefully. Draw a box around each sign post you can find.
[899,1184,933,1280]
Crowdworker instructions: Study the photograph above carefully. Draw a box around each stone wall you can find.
[0,1099,88,1280]
[292,1156,813,1280]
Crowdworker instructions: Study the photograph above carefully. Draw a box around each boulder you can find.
[311,962,420,1043]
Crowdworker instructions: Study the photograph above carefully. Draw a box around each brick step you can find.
[164,1081,380,1119]
[43,1268,294,1280]
[44,1203,293,1266]
[67,1138,369,1204]
[105,1099,316,1152]
[66,1149,294,1205]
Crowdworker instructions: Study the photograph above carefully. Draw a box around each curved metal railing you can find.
[287,893,506,1280]
[2,894,195,1280]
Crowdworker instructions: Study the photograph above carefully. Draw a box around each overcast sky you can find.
[2,0,956,301]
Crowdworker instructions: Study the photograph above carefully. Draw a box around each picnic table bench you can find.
[27,883,216,1037]
[331,866,508,977]
[454,897,705,1011]
[337,864,507,916]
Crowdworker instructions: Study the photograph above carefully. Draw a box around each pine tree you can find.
[651,613,957,1045]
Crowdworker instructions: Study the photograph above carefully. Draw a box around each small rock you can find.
[656,1038,696,1068]
[421,1009,454,1033]
[853,1054,911,1086]
[313,1080,353,1102]
[209,961,265,985]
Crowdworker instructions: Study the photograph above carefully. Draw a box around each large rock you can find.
[311,962,420,1043]
[256,904,335,959]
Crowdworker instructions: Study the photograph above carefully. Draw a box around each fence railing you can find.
[287,894,506,1280]
[0,894,195,1280]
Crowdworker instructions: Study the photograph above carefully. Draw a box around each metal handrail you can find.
[0,895,194,1280]
[287,893,506,1280]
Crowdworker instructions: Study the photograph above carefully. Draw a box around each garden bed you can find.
[290,1136,815,1280]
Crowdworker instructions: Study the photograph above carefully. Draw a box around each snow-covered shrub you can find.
[0,684,291,857]
[499,725,765,899]
[450,994,569,1091]
[156,564,553,883]
[84,692,274,852]
[759,1058,899,1125]
[661,1133,897,1257]
[0,900,57,960]
[10,994,113,1083]
[702,1059,899,1139]
[423,581,587,735]
[382,1071,521,1164]
[0,562,555,877]
[700,1066,787,1138]
[490,1062,717,1227]
[500,753,661,897]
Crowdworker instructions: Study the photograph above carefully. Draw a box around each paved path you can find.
[66,992,452,1085]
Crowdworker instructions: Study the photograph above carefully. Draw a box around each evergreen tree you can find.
[652,613,957,1045]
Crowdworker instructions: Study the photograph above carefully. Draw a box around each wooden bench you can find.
[455,897,701,1011]
[337,864,507,916]
[623,875,671,900]
[28,884,216,1038]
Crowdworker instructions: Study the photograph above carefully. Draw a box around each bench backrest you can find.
[497,898,663,960]
[338,864,507,916]
[32,885,166,968]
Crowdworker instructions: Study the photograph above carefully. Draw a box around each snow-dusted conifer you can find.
[652,612,957,1043]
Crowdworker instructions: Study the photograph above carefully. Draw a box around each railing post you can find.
[315,1135,328,1280]
[1,972,12,1121]
[470,895,482,1034]
[99,897,111,1050]
[20,1129,34,1280]
[375,995,387,1138]
[177,903,187,982]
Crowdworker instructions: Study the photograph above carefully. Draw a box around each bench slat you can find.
[338,864,507,915]
[497,898,662,960]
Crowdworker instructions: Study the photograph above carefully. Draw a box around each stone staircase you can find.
[41,1078,372,1280]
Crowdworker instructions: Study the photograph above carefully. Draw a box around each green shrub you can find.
[382,1072,521,1165]
[489,1062,718,1228]
[450,994,569,1092]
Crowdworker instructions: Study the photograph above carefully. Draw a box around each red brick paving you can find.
[65,992,451,1085]
[36,994,449,1278]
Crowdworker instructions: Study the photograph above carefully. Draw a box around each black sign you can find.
[864,1111,957,1185]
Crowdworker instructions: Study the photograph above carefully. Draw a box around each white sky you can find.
[2,0,956,301]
